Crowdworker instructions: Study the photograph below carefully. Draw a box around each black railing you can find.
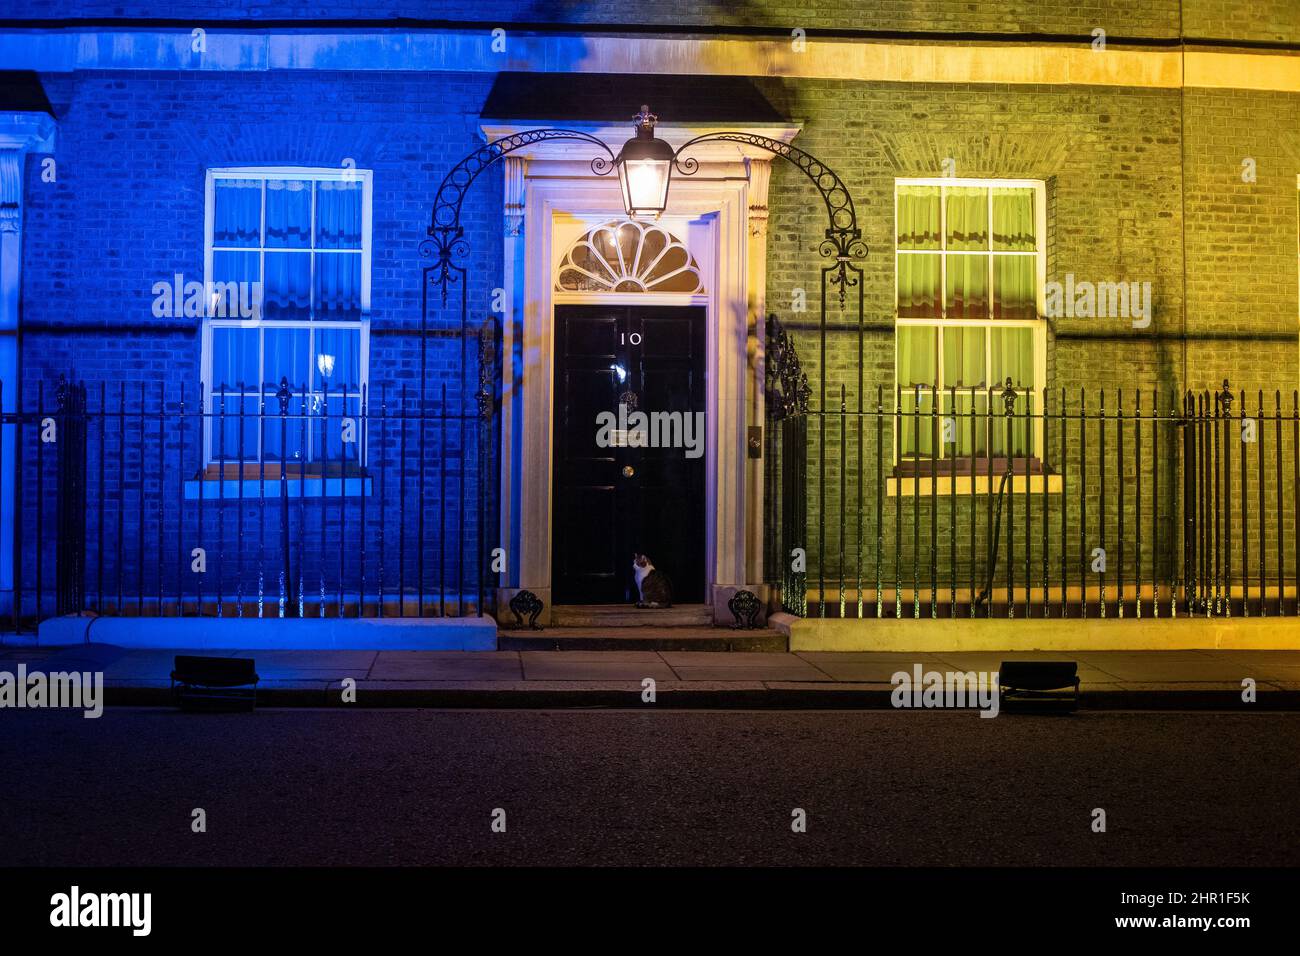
[765,323,1300,620]
[4,331,500,629]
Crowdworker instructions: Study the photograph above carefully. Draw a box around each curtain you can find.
[896,185,940,319]
[264,252,310,320]
[944,187,989,318]
[213,178,260,246]
[896,185,940,249]
[265,178,311,247]
[316,179,362,249]
[315,181,363,316]
[991,327,1034,455]
[898,254,941,318]
[897,326,935,457]
[944,186,987,250]
[263,327,310,389]
[992,187,1036,319]
[211,327,258,389]
[313,328,361,391]
[946,253,988,320]
[993,256,1035,320]
[210,328,260,459]
[992,187,1035,251]
[314,253,361,318]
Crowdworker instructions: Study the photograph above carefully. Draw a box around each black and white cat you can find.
[632,554,674,608]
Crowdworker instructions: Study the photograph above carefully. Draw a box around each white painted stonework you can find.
[487,121,798,624]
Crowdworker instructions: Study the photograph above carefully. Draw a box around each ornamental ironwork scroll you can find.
[425,129,617,303]
[672,131,868,307]
[764,314,811,421]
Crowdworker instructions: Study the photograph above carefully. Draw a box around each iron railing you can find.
[765,320,1300,620]
[4,330,499,629]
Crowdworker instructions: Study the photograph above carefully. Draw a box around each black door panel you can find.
[553,305,706,604]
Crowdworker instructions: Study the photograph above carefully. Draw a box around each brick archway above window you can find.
[555,219,704,294]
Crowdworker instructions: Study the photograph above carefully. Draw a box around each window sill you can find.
[183,476,373,500]
[887,473,1063,498]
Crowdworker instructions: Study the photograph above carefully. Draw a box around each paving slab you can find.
[228,650,378,669]
[1076,660,1259,681]
[795,651,953,663]
[660,651,818,668]
[370,652,522,680]
[521,658,677,681]
[929,652,1121,683]
[518,650,664,663]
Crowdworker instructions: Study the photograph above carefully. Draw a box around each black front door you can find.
[553,305,706,604]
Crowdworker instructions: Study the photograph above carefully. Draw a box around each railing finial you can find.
[1001,377,1017,416]
[1217,378,1234,414]
[276,376,291,416]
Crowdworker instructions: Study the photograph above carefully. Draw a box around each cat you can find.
[632,553,674,608]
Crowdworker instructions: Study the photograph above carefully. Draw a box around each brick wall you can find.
[12,46,1300,612]
[15,69,504,617]
[760,75,1300,593]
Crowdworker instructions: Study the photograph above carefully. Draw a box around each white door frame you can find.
[487,121,799,623]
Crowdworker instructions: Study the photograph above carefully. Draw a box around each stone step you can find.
[550,603,715,628]
[498,626,786,652]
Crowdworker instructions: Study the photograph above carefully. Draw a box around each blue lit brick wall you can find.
[15,69,503,619]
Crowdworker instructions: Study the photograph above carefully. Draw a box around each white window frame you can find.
[893,176,1048,465]
[202,166,373,466]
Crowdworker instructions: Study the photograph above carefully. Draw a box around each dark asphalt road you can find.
[1,708,1297,866]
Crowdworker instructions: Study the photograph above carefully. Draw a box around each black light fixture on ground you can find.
[613,105,675,218]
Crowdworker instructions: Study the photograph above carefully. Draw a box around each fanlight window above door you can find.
[556,220,704,294]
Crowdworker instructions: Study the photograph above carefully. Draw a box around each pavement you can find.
[3,642,1299,708]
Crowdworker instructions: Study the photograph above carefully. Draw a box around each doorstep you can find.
[497,626,785,652]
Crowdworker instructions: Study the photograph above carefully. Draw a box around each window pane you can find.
[991,326,1034,388]
[263,251,311,320]
[992,187,1035,251]
[211,250,259,286]
[214,395,260,462]
[211,327,258,390]
[941,325,986,389]
[263,327,310,390]
[990,390,1033,457]
[317,396,362,463]
[313,327,361,392]
[945,253,989,319]
[943,388,989,457]
[944,186,988,251]
[897,253,941,318]
[897,325,936,387]
[262,392,306,463]
[265,179,312,248]
[213,179,261,246]
[315,179,363,249]
[993,255,1036,320]
[896,185,940,250]
[900,387,935,458]
[314,252,362,319]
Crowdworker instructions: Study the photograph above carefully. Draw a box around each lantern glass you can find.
[617,157,671,218]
